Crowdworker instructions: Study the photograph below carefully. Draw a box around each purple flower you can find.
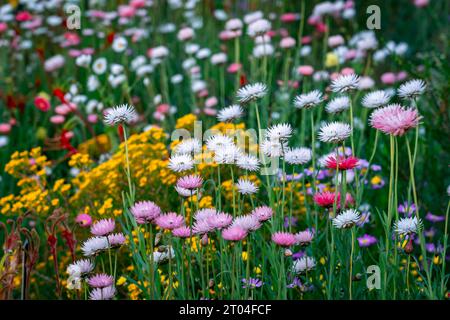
[155,212,185,230]
[130,201,161,224]
[172,226,192,238]
[357,234,377,247]
[88,274,114,288]
[89,286,116,300]
[370,164,382,171]
[398,202,417,217]
[176,174,203,190]
[287,277,303,289]
[425,212,445,223]
[107,233,126,247]
[252,206,273,222]
[283,216,298,228]
[90,219,115,236]
[241,278,263,289]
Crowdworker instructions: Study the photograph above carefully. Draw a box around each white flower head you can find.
[236,154,260,171]
[236,83,267,104]
[292,256,316,274]
[284,147,312,165]
[112,36,128,52]
[397,79,426,100]
[293,90,323,109]
[81,237,109,256]
[231,215,261,231]
[318,122,352,143]
[67,259,94,277]
[214,144,242,164]
[168,154,194,172]
[175,185,200,198]
[330,74,360,93]
[325,96,350,114]
[206,134,234,152]
[362,90,391,109]
[173,138,202,155]
[103,104,138,126]
[247,18,271,37]
[266,123,293,142]
[394,217,422,235]
[236,178,258,195]
[217,105,244,122]
[260,139,288,158]
[92,57,107,75]
[332,209,361,229]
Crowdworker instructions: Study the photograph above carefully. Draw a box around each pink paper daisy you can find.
[176,174,203,190]
[251,206,273,222]
[155,212,185,230]
[370,104,421,136]
[222,226,247,241]
[130,201,161,224]
[271,232,297,247]
[90,219,115,236]
[88,274,114,288]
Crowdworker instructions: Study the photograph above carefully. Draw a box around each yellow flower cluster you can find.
[1,147,70,215]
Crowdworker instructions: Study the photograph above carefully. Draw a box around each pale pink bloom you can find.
[381,72,396,85]
[295,230,314,246]
[193,219,214,234]
[0,123,12,134]
[87,114,98,123]
[280,13,298,23]
[50,115,65,124]
[231,215,261,232]
[194,209,217,221]
[280,37,296,49]
[75,213,92,227]
[118,5,136,18]
[130,0,146,8]
[227,63,242,73]
[156,103,170,114]
[370,104,421,136]
[345,49,358,60]
[177,27,194,41]
[396,71,408,82]
[176,174,203,190]
[328,35,344,47]
[155,212,184,230]
[0,23,8,33]
[91,219,115,236]
[130,201,161,224]
[172,226,192,238]
[222,226,247,241]
[207,212,233,229]
[107,233,126,247]
[251,206,273,222]
[341,67,355,76]
[272,232,297,247]
[205,96,218,108]
[297,65,314,76]
[413,0,429,7]
[204,108,217,116]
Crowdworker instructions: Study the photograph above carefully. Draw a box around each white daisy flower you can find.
[260,139,287,158]
[217,105,244,122]
[81,237,109,256]
[206,134,234,152]
[225,18,243,31]
[173,138,202,155]
[75,54,91,68]
[92,57,107,75]
[318,122,352,143]
[325,96,350,114]
[236,154,260,171]
[252,43,274,58]
[330,74,360,93]
[231,215,261,231]
[292,256,316,274]
[284,147,312,165]
[236,178,258,195]
[397,79,426,100]
[112,36,128,52]
[332,209,361,229]
[236,83,267,103]
[211,52,227,65]
[214,144,242,164]
[394,217,422,235]
[175,185,199,197]
[103,104,138,126]
[168,154,194,172]
[67,259,95,277]
[247,18,271,37]
[266,123,293,142]
[362,90,391,109]
[293,90,323,109]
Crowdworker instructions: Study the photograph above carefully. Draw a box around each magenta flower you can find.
[172,226,192,238]
[271,232,297,247]
[370,104,421,136]
[89,286,116,300]
[75,213,92,227]
[90,219,115,236]
[207,212,233,229]
[155,212,185,230]
[222,226,247,241]
[107,233,126,247]
[251,206,273,222]
[130,201,161,224]
[357,234,378,247]
[87,274,114,288]
[295,230,314,246]
[176,174,203,190]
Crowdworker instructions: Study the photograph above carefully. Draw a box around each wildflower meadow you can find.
[0,0,449,304]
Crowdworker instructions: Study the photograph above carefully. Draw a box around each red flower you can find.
[52,88,67,104]
[314,191,339,208]
[325,155,359,171]
[34,96,51,112]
